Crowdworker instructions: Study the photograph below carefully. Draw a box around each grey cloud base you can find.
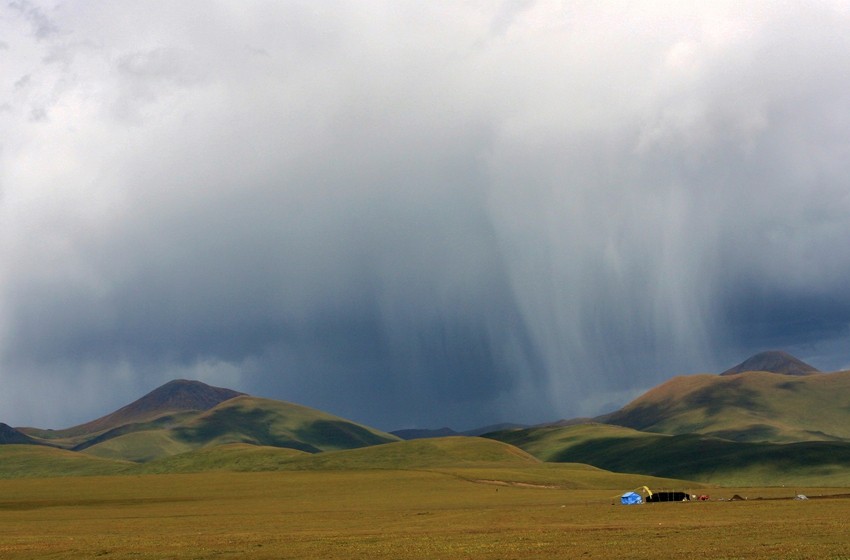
[1,1,850,430]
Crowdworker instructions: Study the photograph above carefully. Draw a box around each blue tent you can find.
[621,492,643,505]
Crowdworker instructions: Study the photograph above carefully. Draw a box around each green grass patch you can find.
[0,445,131,479]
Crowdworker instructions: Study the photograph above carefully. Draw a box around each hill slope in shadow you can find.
[484,423,850,486]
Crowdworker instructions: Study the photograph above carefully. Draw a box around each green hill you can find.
[6,381,401,463]
[487,423,660,462]
[131,443,311,474]
[75,430,198,463]
[18,379,243,448]
[134,436,536,474]
[134,436,698,492]
[0,438,698,493]
[0,445,131,479]
[603,369,850,442]
[275,436,540,470]
[79,395,401,462]
[484,423,850,486]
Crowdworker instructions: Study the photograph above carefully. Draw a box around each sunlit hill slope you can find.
[603,369,850,442]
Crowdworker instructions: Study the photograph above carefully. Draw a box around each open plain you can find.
[1,469,849,559]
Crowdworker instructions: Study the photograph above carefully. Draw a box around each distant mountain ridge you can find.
[2,349,845,471]
[391,428,459,440]
[535,418,598,429]
[720,350,820,376]
[390,423,530,440]
[6,351,850,485]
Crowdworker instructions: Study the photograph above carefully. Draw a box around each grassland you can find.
[0,445,131,479]
[604,369,850,442]
[11,428,850,488]
[0,436,670,485]
[1,469,849,559]
[4,433,850,558]
[485,423,850,486]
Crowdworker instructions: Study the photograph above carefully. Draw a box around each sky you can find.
[2,1,850,431]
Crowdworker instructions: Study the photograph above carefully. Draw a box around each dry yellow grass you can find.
[1,469,848,559]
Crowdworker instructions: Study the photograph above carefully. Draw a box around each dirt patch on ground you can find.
[472,479,559,489]
[737,493,850,502]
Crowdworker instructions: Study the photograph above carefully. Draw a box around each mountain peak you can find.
[142,379,245,408]
[74,379,245,435]
[720,351,821,376]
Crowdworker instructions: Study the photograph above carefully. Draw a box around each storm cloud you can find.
[2,1,850,430]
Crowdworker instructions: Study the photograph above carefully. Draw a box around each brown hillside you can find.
[605,370,850,442]
[23,380,244,440]
[720,350,820,376]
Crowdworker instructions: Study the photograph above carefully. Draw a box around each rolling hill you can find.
[133,435,695,490]
[602,362,850,442]
[390,423,529,440]
[0,436,699,493]
[477,352,850,484]
[391,428,461,439]
[137,436,539,474]
[19,379,244,446]
[0,444,131,479]
[79,395,401,462]
[6,350,850,485]
[6,381,400,463]
[484,423,850,486]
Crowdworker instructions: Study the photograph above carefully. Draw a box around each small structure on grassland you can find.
[620,491,643,505]
[646,491,690,502]
[619,486,653,505]
[618,486,692,504]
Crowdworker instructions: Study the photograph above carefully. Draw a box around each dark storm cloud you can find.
[2,1,850,430]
